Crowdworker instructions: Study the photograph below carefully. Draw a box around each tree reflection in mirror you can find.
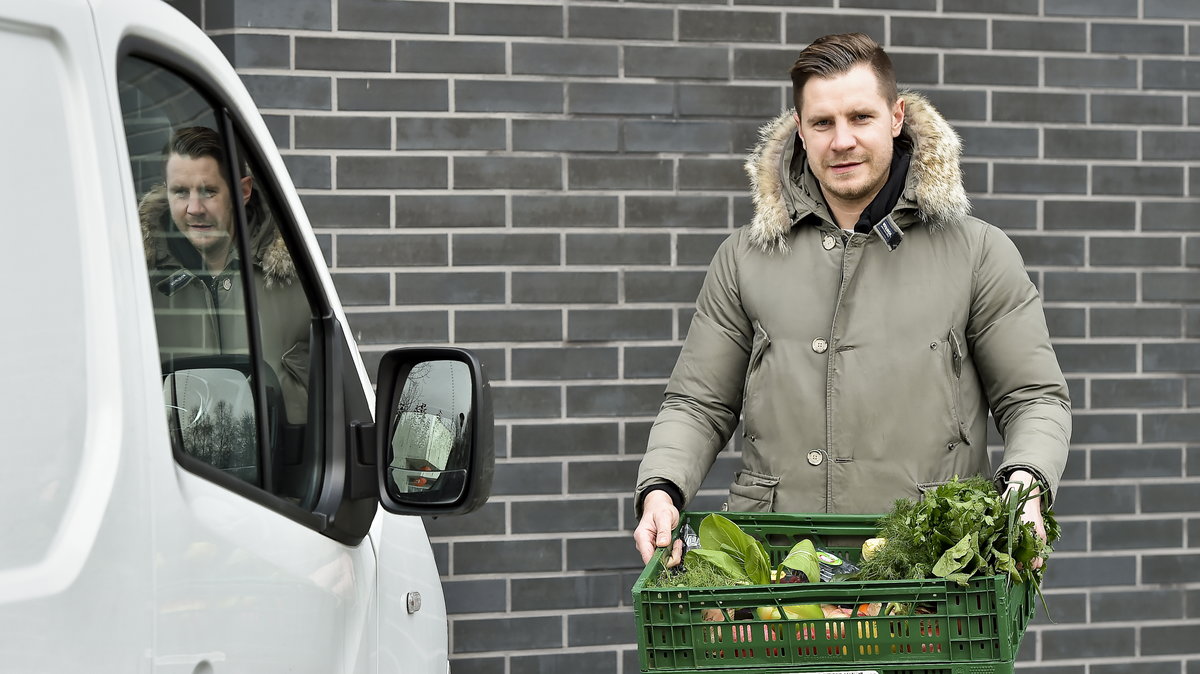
[387,359,472,503]
[163,367,259,484]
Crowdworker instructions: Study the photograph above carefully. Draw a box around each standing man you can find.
[634,34,1070,566]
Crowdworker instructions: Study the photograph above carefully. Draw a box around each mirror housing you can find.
[374,347,494,516]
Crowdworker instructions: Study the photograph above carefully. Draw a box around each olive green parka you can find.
[635,93,1071,516]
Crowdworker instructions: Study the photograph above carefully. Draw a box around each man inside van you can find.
[633,33,1070,568]
[140,126,311,428]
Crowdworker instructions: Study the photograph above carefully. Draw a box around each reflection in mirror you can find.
[163,367,259,484]
[387,360,472,503]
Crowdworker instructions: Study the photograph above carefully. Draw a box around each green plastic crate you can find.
[632,512,1036,674]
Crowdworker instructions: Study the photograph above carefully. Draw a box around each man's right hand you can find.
[634,489,683,567]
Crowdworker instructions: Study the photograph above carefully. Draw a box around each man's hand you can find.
[1004,469,1046,570]
[634,490,683,567]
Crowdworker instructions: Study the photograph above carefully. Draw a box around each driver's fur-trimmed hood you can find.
[139,183,296,287]
[744,91,970,253]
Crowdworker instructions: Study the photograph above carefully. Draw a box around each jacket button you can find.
[812,338,829,354]
[807,450,824,466]
[822,235,836,251]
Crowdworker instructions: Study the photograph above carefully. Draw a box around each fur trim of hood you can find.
[139,184,296,287]
[744,91,970,253]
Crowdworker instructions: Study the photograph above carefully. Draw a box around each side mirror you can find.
[375,347,493,516]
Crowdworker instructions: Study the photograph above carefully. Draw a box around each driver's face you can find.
[166,153,237,262]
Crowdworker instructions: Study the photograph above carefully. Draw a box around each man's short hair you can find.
[789,33,897,113]
[164,126,248,187]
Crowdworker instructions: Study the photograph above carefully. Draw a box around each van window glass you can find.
[118,57,324,509]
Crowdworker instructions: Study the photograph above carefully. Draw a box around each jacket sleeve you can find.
[967,224,1071,506]
[635,233,754,517]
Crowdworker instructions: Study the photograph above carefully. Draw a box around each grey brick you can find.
[453,614,560,652]
[959,126,1038,159]
[212,33,289,69]
[888,53,940,86]
[625,345,681,379]
[1044,129,1136,160]
[397,195,505,229]
[568,5,672,40]
[338,233,447,267]
[512,119,618,153]
[1148,0,1200,17]
[568,83,673,116]
[453,233,559,266]
[623,121,733,154]
[1071,411,1140,443]
[566,382,665,417]
[1054,518,1089,551]
[513,498,619,534]
[302,194,390,229]
[282,155,331,189]
[1055,484,1138,517]
[995,22,1086,53]
[260,114,290,149]
[918,89,988,122]
[680,158,748,191]
[1095,518,1184,551]
[423,500,504,538]
[457,80,562,114]
[511,422,619,457]
[206,0,329,29]
[1145,553,1200,585]
[566,457,641,494]
[1144,60,1200,90]
[679,84,782,118]
[734,48,804,81]
[1094,446,1183,479]
[243,75,330,110]
[441,578,506,615]
[512,43,618,77]
[345,310,447,344]
[1092,308,1182,338]
[785,13,886,45]
[678,233,730,265]
[567,310,673,342]
[568,158,673,191]
[332,272,389,306]
[961,161,989,193]
[295,37,389,72]
[994,92,1087,124]
[842,0,934,7]
[568,611,636,647]
[1145,414,1200,443]
[1045,555,1136,588]
[972,198,1037,229]
[448,657,502,674]
[1147,269,1200,298]
[1147,344,1200,373]
[511,652,617,674]
[456,310,561,343]
[945,55,1037,86]
[396,117,506,151]
[338,0,447,33]
[338,78,446,112]
[945,0,1036,10]
[1096,165,1185,197]
[456,3,561,37]
[1009,235,1083,266]
[567,535,643,571]
[994,164,1087,195]
[626,421,654,454]
[1146,483,1200,515]
[565,233,671,265]
[455,156,561,190]
[680,10,779,43]
[1144,624,1200,656]
[1046,0,1137,15]
[1092,589,1185,623]
[625,46,729,80]
[1145,131,1200,161]
[1189,237,1200,266]
[396,41,505,74]
[512,196,619,228]
[511,574,622,611]
[892,17,987,49]
[1092,94,1183,125]
[493,387,561,420]
[1095,23,1186,55]
[1043,627,1134,660]
[1092,236,1181,266]
[165,0,201,25]
[1030,592,1087,626]
[627,196,727,229]
[1045,57,1137,88]
[1052,342,1138,373]
[395,271,506,305]
[1044,200,1135,231]
[626,271,706,303]
[338,156,446,189]
[512,272,618,304]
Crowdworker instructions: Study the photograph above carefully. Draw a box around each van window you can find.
[119,57,325,510]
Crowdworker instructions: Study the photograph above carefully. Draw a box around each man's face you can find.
[165,153,249,267]
[795,64,905,212]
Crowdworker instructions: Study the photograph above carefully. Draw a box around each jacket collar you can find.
[744,91,970,254]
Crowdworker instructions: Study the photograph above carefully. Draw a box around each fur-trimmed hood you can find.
[744,91,970,253]
[139,183,296,287]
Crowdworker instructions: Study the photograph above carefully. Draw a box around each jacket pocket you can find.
[726,469,780,512]
[741,322,771,429]
[943,329,970,445]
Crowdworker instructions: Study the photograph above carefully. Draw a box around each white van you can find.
[0,0,494,671]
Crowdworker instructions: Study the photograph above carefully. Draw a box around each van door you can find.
[116,54,377,673]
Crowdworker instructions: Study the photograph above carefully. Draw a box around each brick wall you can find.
[170,0,1199,671]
